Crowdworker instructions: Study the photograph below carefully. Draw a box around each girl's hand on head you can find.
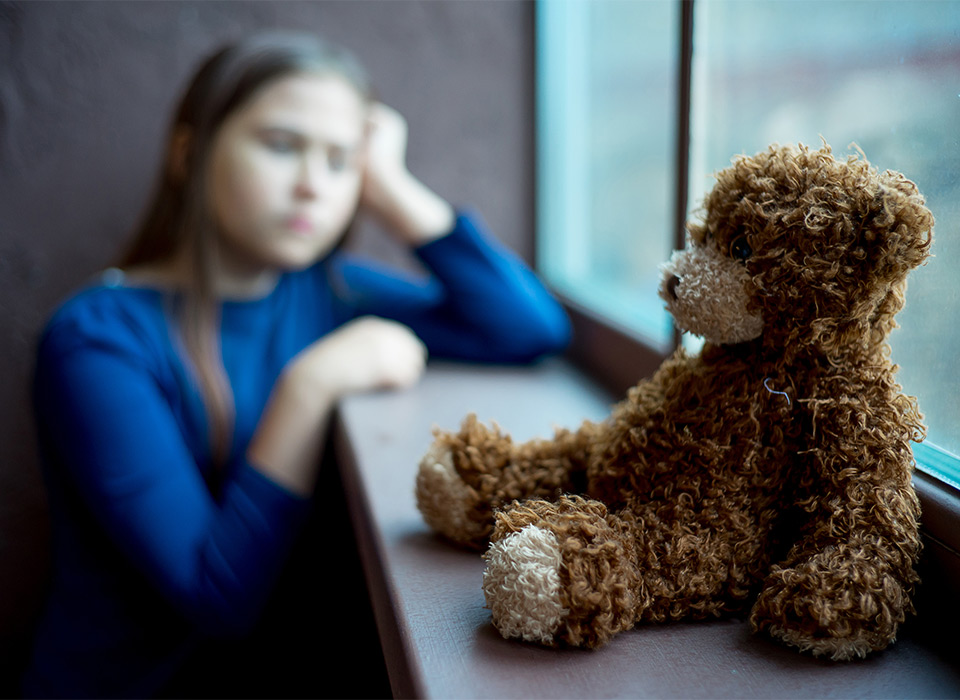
[363,102,410,193]
[360,103,454,246]
[360,103,415,229]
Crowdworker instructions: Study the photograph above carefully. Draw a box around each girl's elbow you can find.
[533,312,573,357]
[502,309,572,363]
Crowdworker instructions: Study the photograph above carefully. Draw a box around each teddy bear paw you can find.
[481,524,568,645]
[415,440,489,547]
[750,554,909,661]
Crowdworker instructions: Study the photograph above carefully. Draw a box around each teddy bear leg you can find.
[416,415,600,549]
[481,495,641,648]
[750,535,918,660]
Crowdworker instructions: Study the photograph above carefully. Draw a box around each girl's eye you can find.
[328,147,348,173]
[328,146,361,174]
[260,130,300,154]
[270,142,294,154]
[730,235,752,261]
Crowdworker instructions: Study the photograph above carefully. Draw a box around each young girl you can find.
[24,32,569,698]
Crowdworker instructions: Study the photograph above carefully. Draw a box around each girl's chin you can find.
[272,237,340,268]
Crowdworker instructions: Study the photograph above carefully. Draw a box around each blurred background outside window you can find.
[538,0,680,354]
[537,0,960,485]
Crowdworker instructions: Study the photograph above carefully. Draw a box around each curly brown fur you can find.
[691,142,933,361]
[416,142,933,659]
[748,367,924,659]
[416,414,601,549]
[490,496,642,648]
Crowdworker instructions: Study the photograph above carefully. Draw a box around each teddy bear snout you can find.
[666,274,681,300]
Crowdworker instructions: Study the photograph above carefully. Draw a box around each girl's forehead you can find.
[235,73,368,133]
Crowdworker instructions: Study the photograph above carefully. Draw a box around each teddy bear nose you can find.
[666,274,680,300]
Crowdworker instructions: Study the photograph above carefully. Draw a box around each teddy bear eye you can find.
[730,236,752,262]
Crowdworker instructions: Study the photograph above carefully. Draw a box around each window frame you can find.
[535,0,693,398]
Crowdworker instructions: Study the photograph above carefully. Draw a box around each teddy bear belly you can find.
[583,426,790,515]
[580,439,791,617]
[584,466,785,551]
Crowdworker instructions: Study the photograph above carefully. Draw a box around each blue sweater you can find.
[24,213,570,698]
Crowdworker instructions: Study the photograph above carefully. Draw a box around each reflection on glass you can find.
[538,0,679,351]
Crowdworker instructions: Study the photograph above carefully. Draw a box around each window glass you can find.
[537,0,960,484]
[689,0,960,480]
[537,0,680,352]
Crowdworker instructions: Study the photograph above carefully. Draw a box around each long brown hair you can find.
[119,32,373,466]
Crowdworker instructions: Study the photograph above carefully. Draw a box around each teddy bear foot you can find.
[750,549,911,660]
[764,624,880,661]
[416,415,522,549]
[415,441,489,548]
[481,496,641,648]
[482,524,568,645]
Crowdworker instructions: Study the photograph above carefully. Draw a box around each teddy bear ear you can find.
[858,170,934,280]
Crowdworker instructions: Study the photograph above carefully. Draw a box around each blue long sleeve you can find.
[34,303,310,639]
[328,211,571,361]
[25,294,315,698]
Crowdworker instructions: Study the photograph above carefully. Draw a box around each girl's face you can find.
[207,72,367,275]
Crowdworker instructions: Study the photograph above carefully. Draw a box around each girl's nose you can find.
[294,157,326,199]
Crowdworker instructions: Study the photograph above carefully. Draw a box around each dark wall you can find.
[0,0,535,676]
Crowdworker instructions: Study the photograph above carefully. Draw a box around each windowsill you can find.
[333,359,960,699]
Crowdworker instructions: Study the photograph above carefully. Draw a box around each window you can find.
[537,0,960,487]
[537,0,680,354]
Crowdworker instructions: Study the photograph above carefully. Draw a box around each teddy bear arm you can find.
[750,402,922,659]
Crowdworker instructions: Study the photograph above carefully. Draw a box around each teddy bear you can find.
[415,142,935,660]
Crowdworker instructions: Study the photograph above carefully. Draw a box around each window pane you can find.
[537,0,679,351]
[689,0,960,480]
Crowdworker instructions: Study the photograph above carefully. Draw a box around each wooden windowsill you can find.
[333,359,960,699]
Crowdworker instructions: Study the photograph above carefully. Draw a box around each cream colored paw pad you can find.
[416,442,481,542]
[482,524,567,644]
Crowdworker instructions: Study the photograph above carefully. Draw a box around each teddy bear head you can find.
[660,143,933,359]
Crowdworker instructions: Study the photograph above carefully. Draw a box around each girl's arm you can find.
[339,103,571,362]
[248,315,426,496]
[36,314,306,637]
[359,103,455,246]
[36,307,424,634]
[330,213,571,362]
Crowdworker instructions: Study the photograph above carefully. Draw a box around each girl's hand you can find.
[286,316,427,401]
[362,102,410,196]
[360,103,454,246]
[248,317,426,495]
